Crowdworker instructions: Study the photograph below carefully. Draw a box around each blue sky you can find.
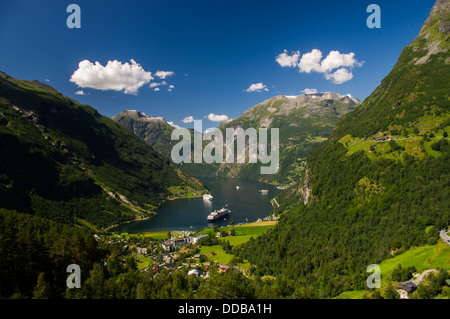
[0,0,436,129]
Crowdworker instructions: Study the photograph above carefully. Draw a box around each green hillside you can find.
[337,240,449,299]
[217,93,360,185]
[235,0,450,298]
[114,93,360,186]
[0,72,206,229]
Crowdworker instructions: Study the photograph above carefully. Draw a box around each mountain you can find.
[111,110,178,157]
[113,92,360,185]
[0,72,206,230]
[235,0,449,297]
[217,92,360,184]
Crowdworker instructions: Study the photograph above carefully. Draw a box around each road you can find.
[412,269,438,286]
[440,229,450,247]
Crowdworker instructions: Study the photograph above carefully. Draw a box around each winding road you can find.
[440,229,450,247]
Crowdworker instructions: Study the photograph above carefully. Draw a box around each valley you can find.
[0,0,448,302]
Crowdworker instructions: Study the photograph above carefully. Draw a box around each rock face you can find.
[112,93,361,185]
[414,0,449,64]
[216,93,361,184]
[112,110,177,156]
[232,93,360,124]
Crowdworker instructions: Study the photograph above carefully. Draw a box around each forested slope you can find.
[235,0,450,297]
[0,72,206,229]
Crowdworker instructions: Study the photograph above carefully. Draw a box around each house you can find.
[397,282,417,299]
[161,240,175,252]
[173,238,186,247]
[135,247,148,255]
[216,232,222,238]
[161,236,207,251]
[193,234,208,244]
[188,269,200,276]
[218,264,230,272]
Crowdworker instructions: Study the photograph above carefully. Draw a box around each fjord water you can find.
[113,177,281,233]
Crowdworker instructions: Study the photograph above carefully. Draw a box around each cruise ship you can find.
[207,208,230,221]
[203,194,213,200]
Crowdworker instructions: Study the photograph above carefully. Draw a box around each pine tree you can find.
[32,273,50,299]
[384,284,400,299]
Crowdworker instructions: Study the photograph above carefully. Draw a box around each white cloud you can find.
[277,49,363,84]
[298,49,361,75]
[302,88,318,94]
[207,113,229,122]
[149,81,167,88]
[246,83,269,92]
[325,68,354,84]
[276,49,300,68]
[45,79,50,82]
[320,51,361,73]
[182,116,194,124]
[74,90,86,95]
[155,71,174,79]
[154,87,160,91]
[167,84,174,92]
[70,59,153,95]
[298,49,323,73]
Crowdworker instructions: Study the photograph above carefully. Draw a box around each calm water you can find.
[112,177,281,233]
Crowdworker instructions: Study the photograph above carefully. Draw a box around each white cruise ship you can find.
[207,208,230,221]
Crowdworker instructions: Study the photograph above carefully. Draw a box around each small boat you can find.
[259,189,269,193]
[236,186,240,190]
[203,194,213,200]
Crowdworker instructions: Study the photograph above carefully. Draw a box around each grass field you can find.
[337,240,450,299]
[196,221,277,237]
[118,231,168,241]
[379,240,450,276]
[134,254,154,271]
[338,116,449,161]
[199,245,234,264]
[336,290,367,299]
[197,221,278,269]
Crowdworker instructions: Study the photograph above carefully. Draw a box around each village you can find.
[96,224,450,299]
[95,225,258,280]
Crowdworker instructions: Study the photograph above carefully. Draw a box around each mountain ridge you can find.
[0,71,206,229]
[113,91,361,185]
[235,0,449,298]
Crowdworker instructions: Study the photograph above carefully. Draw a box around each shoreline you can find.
[104,215,153,233]
[166,193,206,201]
[110,218,279,235]
[105,193,209,233]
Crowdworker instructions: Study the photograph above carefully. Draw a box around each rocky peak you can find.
[112,110,166,122]
[418,0,450,37]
